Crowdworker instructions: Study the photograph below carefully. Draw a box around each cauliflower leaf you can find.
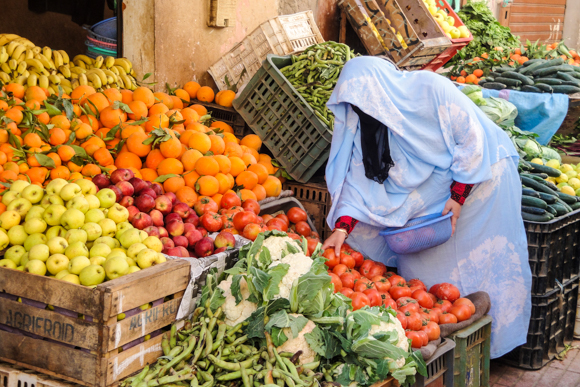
[304,326,341,359]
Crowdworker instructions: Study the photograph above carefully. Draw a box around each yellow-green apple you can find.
[47,236,68,255]
[25,205,46,220]
[65,241,89,260]
[68,256,91,274]
[40,194,64,208]
[23,217,47,234]
[45,178,68,195]
[79,264,106,286]
[7,198,32,218]
[4,245,26,265]
[24,233,47,251]
[43,204,67,226]
[82,222,102,241]
[96,188,117,208]
[46,254,69,275]
[59,183,82,201]
[60,208,85,230]
[25,259,47,276]
[104,256,129,279]
[66,196,90,213]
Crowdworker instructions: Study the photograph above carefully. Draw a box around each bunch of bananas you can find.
[0,34,138,94]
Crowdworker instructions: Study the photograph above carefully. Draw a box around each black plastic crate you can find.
[502,275,579,369]
[525,209,580,295]
[283,178,332,240]
[191,100,248,138]
[412,338,455,387]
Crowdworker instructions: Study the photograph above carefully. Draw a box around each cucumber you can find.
[545,181,560,192]
[523,59,546,67]
[529,57,565,72]
[520,173,549,181]
[538,192,557,204]
[519,160,533,171]
[522,188,540,198]
[556,72,579,82]
[520,60,549,75]
[556,198,573,212]
[551,202,569,216]
[521,176,559,195]
[533,78,563,85]
[482,82,507,90]
[557,192,578,204]
[522,196,547,209]
[507,86,521,90]
[528,162,562,177]
[522,212,552,222]
[546,205,558,216]
[502,71,534,85]
[495,67,514,73]
[494,77,522,86]
[561,81,580,87]
[522,206,547,215]
[533,65,575,78]
[551,85,580,94]
[489,72,503,78]
[571,202,580,210]
[534,84,553,93]
[564,71,580,79]
[521,85,542,93]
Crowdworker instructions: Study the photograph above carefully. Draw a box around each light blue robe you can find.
[325,56,532,358]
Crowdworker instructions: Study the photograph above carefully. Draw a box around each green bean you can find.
[147,372,196,387]
[206,354,260,371]
[300,362,319,370]
[160,335,197,377]
[205,322,214,358]
[282,359,300,381]
[225,335,248,347]
[190,376,199,387]
[199,372,214,387]
[131,366,149,387]
[276,378,285,387]
[191,321,207,364]
[162,334,171,356]
[168,345,183,358]
[226,322,243,336]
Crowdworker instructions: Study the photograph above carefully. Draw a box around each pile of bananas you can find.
[0,34,138,94]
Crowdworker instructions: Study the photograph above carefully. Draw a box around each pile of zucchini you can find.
[480,57,580,94]
[520,160,580,222]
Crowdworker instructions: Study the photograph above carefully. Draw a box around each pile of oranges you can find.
[0,80,283,208]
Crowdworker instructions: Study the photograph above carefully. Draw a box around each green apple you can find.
[82,222,102,241]
[136,248,162,269]
[0,210,21,230]
[85,195,100,210]
[445,16,455,26]
[64,241,89,260]
[45,178,68,196]
[66,195,90,213]
[15,266,24,271]
[29,244,50,262]
[7,225,27,245]
[90,243,111,258]
[94,236,117,250]
[20,252,29,267]
[96,188,117,209]
[127,242,147,258]
[59,183,82,201]
[23,217,47,235]
[89,256,107,266]
[0,228,9,250]
[21,184,44,204]
[2,191,20,206]
[6,198,31,218]
[46,225,66,239]
[120,228,141,249]
[139,230,148,242]
[68,256,91,275]
[98,218,117,237]
[117,221,133,232]
[24,233,47,251]
[43,204,67,226]
[47,236,69,254]
[0,259,17,269]
[66,229,88,244]
[157,253,167,264]
[126,256,137,267]
[104,256,129,279]
[10,180,30,193]
[25,259,47,276]
[108,204,129,224]
[25,205,46,221]
[61,273,80,284]
[86,208,105,223]
[60,208,85,230]
[4,245,26,265]
[107,251,126,260]
[449,27,460,39]
[46,254,69,275]
[40,194,64,209]
[55,269,70,280]
[76,179,97,195]
[143,236,163,253]
[128,266,141,274]
[79,264,105,286]
[458,25,470,38]
[86,241,94,250]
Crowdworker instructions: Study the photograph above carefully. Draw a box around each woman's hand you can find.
[322,230,347,256]
[442,198,462,236]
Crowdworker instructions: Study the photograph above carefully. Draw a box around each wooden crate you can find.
[0,260,190,387]
[0,361,80,387]
[338,0,388,56]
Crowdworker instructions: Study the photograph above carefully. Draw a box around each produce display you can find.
[0,34,138,92]
[280,42,355,129]
[261,206,321,254]
[421,0,471,40]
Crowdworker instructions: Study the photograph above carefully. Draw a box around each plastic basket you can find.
[379,212,453,255]
[91,17,117,40]
[283,178,332,240]
[233,54,333,183]
[190,100,247,138]
[86,43,117,58]
[258,196,318,234]
[412,338,455,387]
[87,36,117,51]
[448,315,492,387]
[502,276,579,369]
[524,209,580,296]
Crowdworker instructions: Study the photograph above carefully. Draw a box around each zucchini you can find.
[519,160,533,171]
[565,71,580,79]
[522,196,547,209]
[495,67,514,73]
[546,205,558,216]
[551,85,580,94]
[523,59,546,67]
[534,84,553,93]
[545,181,560,192]
[522,212,552,222]
[489,72,503,78]
[521,85,542,93]
[529,58,565,72]
[556,198,573,212]
[533,78,563,85]
[522,206,547,215]
[551,202,569,216]
[528,162,562,177]
[482,82,507,90]
[561,81,580,87]
[557,192,578,204]
[494,77,522,86]
[520,60,548,75]
[522,188,540,198]
[521,176,559,195]
[533,65,575,78]
[571,202,580,210]
[520,173,549,181]
[502,71,534,85]
[538,192,557,204]
[556,72,579,82]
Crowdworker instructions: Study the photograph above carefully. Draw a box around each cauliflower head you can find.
[277,314,317,364]
[269,252,313,299]
[217,276,257,326]
[261,237,302,261]
[368,313,408,368]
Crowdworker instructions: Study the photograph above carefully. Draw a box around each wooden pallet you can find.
[0,259,190,387]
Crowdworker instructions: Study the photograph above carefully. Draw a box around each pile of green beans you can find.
[280,42,356,130]
[121,303,323,387]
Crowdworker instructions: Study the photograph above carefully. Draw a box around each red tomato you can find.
[405,311,423,331]
[388,275,406,287]
[200,212,223,232]
[422,308,440,324]
[421,321,441,341]
[287,207,307,223]
[400,303,420,314]
[329,273,342,293]
[323,248,340,269]
[408,278,427,291]
[332,264,349,277]
[194,197,219,216]
[427,293,438,305]
[241,199,260,215]
[350,269,362,280]
[406,330,427,348]
[389,284,412,300]
[372,276,391,293]
[433,299,452,313]
[354,280,375,293]
[275,214,289,226]
[306,238,319,256]
[429,283,441,295]
[351,292,370,311]
[374,261,387,274]
[295,221,311,237]
[396,296,417,309]
[363,289,382,307]
[339,272,355,289]
[261,214,273,223]
[233,211,258,232]
[396,311,407,329]
[384,271,397,278]
[435,283,461,303]
[449,305,472,322]
[412,289,434,309]
[439,312,458,324]
[367,264,386,278]
[267,218,288,232]
[339,251,356,269]
[350,250,364,268]
[409,285,423,294]
[220,192,242,209]
[340,288,354,298]
[359,260,375,278]
[381,295,397,310]
[453,298,476,314]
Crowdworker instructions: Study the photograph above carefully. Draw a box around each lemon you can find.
[546,177,556,184]
[566,170,578,179]
[530,158,543,165]
[557,182,569,189]
[561,164,574,172]
[556,173,569,184]
[546,159,560,170]
[568,177,580,190]
[561,186,576,196]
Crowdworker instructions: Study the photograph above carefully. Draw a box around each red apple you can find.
[214,231,235,249]
[184,223,196,234]
[194,237,215,257]
[154,195,173,215]
[165,247,183,257]
[132,212,153,230]
[141,187,157,199]
[165,213,182,224]
[222,227,239,235]
[119,196,134,208]
[110,168,134,184]
[143,226,160,237]
[185,229,203,247]
[129,177,149,194]
[160,237,174,250]
[243,223,262,241]
[200,212,223,232]
[173,235,189,248]
[164,192,177,204]
[158,227,168,238]
[151,184,163,196]
[149,209,164,227]
[173,202,191,219]
[177,246,189,257]
[116,181,134,197]
[127,205,140,222]
[184,212,199,226]
[108,185,123,202]
[135,194,156,213]
[194,197,219,216]
[93,174,111,189]
[197,227,208,237]
[166,220,185,237]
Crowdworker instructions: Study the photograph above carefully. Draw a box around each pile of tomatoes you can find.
[263,207,321,256]
[323,245,476,349]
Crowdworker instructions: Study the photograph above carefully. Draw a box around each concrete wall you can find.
[563,0,580,50]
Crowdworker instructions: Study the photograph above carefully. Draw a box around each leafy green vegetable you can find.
[263,263,290,302]
[304,326,342,359]
[479,97,518,126]
[461,85,486,106]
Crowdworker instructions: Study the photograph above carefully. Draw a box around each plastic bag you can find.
[480,97,518,127]
[461,85,487,106]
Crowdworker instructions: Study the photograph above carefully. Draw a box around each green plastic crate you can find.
[448,315,492,387]
[232,54,333,183]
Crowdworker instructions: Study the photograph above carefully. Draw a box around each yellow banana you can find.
[60,78,71,87]
[25,49,34,60]
[70,73,79,79]
[102,68,118,82]
[120,73,133,90]
[0,47,7,64]
[71,79,80,89]
[8,59,18,71]
[52,50,63,68]
[115,58,132,73]
[25,58,45,72]
[22,70,30,78]
[14,38,34,48]
[87,73,102,88]
[79,73,88,86]
[47,86,56,95]
[48,74,61,84]
[35,53,55,70]
[16,52,25,62]
[27,73,38,87]
[13,75,27,85]
[58,50,69,64]
[73,59,87,69]
[5,42,20,56]
[61,85,72,94]
[104,56,115,69]
[11,44,26,60]
[73,54,93,65]
[31,46,42,55]
[38,75,49,88]
[0,63,11,73]
[87,68,107,85]
[106,76,115,84]
[116,76,125,89]
[58,65,71,78]
[0,34,21,42]
[16,61,27,75]
[110,66,120,75]
[130,69,137,78]
[42,46,52,61]
[0,37,10,47]
[93,55,104,69]
[0,72,11,83]
[70,66,86,74]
